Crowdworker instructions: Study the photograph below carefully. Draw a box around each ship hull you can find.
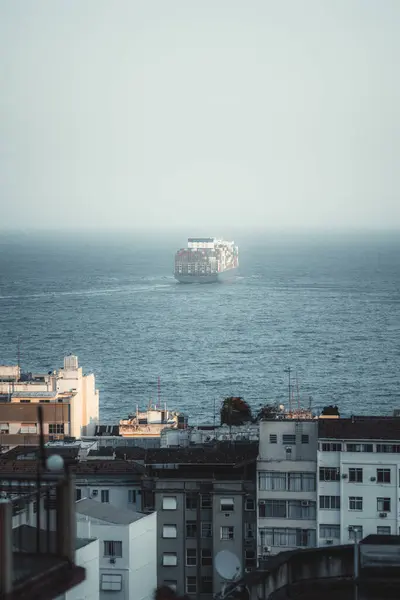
[174,266,238,284]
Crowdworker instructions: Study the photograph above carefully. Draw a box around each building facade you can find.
[0,355,99,449]
[76,499,157,600]
[257,419,318,557]
[317,417,400,546]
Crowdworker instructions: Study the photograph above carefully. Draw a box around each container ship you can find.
[174,237,239,283]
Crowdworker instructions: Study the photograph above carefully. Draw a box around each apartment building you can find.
[0,355,99,448]
[76,499,157,600]
[257,419,318,557]
[317,417,400,546]
[144,443,258,599]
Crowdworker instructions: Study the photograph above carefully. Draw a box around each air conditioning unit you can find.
[91,490,98,497]
[370,476,376,482]
[109,558,116,564]
[245,568,252,573]
[301,501,310,507]
[342,474,348,479]
[259,500,266,505]
[325,539,334,545]
[379,512,387,518]
[263,546,271,554]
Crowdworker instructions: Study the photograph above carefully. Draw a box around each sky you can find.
[0,0,399,232]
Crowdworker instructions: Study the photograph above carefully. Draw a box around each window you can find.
[377,469,391,483]
[319,496,340,510]
[104,541,122,557]
[319,524,340,539]
[164,581,177,592]
[163,553,177,567]
[186,521,197,538]
[101,490,109,503]
[259,527,316,548]
[163,525,177,538]
[245,550,256,568]
[377,526,391,535]
[48,423,64,434]
[282,434,296,445]
[258,471,316,492]
[245,523,255,539]
[220,526,234,540]
[349,496,363,511]
[377,444,400,453]
[201,521,212,538]
[186,494,197,509]
[128,490,136,503]
[264,500,286,518]
[220,497,234,512]
[260,500,316,520]
[186,548,197,566]
[186,577,197,594]
[201,576,213,594]
[269,434,277,443]
[348,526,363,541]
[20,423,37,434]
[346,443,373,452]
[319,467,340,482]
[301,435,309,444]
[76,488,82,501]
[377,497,391,512]
[321,442,342,452]
[201,494,212,509]
[201,548,212,566]
[163,496,177,510]
[349,468,363,483]
[245,497,255,511]
[101,574,122,592]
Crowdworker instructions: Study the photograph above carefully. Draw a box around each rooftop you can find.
[76,498,147,524]
[115,441,258,464]
[319,416,400,441]
[13,524,95,553]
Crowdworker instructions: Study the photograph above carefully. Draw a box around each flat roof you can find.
[76,498,147,525]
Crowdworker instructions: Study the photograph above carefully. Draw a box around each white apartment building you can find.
[257,419,318,557]
[0,355,99,447]
[57,538,100,600]
[76,499,157,600]
[318,417,400,546]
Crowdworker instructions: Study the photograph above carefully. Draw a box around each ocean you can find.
[1,230,399,424]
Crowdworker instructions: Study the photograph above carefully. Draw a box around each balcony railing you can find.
[0,471,85,600]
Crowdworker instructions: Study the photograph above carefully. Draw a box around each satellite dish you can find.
[215,550,242,581]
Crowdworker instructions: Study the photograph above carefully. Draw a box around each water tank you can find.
[64,355,79,371]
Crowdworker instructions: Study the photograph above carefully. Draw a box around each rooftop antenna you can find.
[296,371,301,411]
[284,367,292,413]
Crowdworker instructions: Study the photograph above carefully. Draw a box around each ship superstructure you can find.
[174,237,239,283]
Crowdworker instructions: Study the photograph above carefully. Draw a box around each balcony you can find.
[0,471,85,600]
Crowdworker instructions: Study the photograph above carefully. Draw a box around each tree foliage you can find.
[220,396,253,426]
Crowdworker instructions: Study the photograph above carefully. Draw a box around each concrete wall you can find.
[129,511,157,600]
[76,481,143,512]
[66,539,100,600]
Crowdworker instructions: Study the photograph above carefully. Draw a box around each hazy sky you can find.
[1,0,399,231]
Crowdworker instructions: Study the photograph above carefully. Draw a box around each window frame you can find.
[349,468,363,483]
[186,576,197,594]
[377,497,391,512]
[377,468,391,484]
[245,497,255,511]
[201,548,212,566]
[220,497,234,512]
[162,496,177,511]
[186,520,197,538]
[201,521,212,538]
[162,552,178,567]
[162,524,177,539]
[201,494,212,509]
[101,489,109,503]
[220,526,234,541]
[103,540,122,558]
[101,573,122,592]
[349,496,363,511]
[186,548,197,566]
